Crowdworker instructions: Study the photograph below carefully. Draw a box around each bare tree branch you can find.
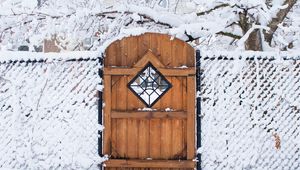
[264,0,298,44]
[97,11,173,28]
[37,0,41,7]
[184,31,199,42]
[238,10,250,34]
[237,8,264,51]
[197,3,230,16]
[216,31,242,39]
[0,10,173,34]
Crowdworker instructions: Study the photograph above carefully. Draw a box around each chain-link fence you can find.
[200,53,300,170]
[0,55,101,169]
[1,51,300,170]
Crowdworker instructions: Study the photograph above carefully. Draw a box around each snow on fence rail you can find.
[0,52,101,169]
[200,52,300,170]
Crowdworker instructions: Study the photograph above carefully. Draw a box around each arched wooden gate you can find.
[103,33,196,169]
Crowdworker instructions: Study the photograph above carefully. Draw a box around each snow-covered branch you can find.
[196,3,230,16]
[237,24,270,50]
[217,31,242,40]
[264,0,298,44]
[0,0,299,51]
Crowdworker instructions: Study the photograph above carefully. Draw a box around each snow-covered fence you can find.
[200,51,300,170]
[0,52,101,169]
[1,50,300,170]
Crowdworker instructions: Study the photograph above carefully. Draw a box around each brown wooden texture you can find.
[104,33,194,68]
[111,111,187,119]
[105,159,195,168]
[103,33,195,170]
[103,75,112,154]
[186,77,196,159]
[103,67,195,76]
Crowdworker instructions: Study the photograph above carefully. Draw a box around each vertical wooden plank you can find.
[126,56,143,160]
[176,41,184,67]
[116,76,127,111]
[113,41,122,67]
[160,76,173,160]
[150,33,161,61]
[152,91,161,110]
[138,120,150,159]
[181,43,188,68]
[127,119,139,159]
[127,72,143,110]
[124,36,138,109]
[116,76,128,158]
[128,37,138,67]
[105,43,117,67]
[182,77,187,111]
[150,119,161,159]
[172,77,183,110]
[117,118,128,158]
[127,83,136,110]
[186,44,195,67]
[160,35,172,67]
[171,77,184,159]
[182,120,187,159]
[120,38,128,67]
[171,119,183,159]
[171,40,179,67]
[160,120,172,159]
[160,76,172,108]
[138,33,150,60]
[187,76,195,159]
[111,76,120,110]
[182,78,188,160]
[103,75,112,154]
[150,33,161,110]
[111,119,118,158]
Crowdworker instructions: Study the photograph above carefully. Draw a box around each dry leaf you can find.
[273,133,281,150]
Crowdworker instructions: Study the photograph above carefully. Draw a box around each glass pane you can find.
[128,62,172,107]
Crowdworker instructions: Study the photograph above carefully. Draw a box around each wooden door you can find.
[103,33,196,169]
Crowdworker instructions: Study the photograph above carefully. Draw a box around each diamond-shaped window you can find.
[128,62,172,107]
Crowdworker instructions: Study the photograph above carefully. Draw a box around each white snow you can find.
[0,0,300,169]
[0,51,100,62]
[1,50,300,169]
[0,51,103,169]
[0,0,299,51]
[165,108,173,112]
[137,107,157,111]
[200,51,300,169]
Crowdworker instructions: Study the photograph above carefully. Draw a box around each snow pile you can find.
[0,52,102,169]
[200,52,300,169]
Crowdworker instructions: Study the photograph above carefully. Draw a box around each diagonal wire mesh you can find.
[0,57,101,170]
[200,54,300,170]
[2,51,300,170]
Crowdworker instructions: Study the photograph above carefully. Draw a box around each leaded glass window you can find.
[128,62,172,107]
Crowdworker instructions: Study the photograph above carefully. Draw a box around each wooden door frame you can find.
[97,33,200,169]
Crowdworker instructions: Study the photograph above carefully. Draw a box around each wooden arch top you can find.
[104,33,195,68]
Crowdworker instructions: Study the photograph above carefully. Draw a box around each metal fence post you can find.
[196,50,202,170]
[98,54,104,169]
